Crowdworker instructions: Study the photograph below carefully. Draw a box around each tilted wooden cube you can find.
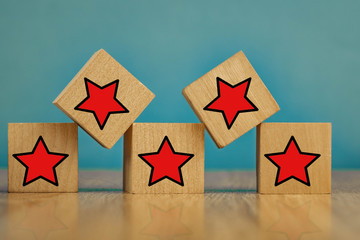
[182,51,279,148]
[53,49,155,149]
[256,123,331,194]
[8,123,78,193]
[124,123,204,193]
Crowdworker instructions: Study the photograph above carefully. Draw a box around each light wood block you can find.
[8,123,78,193]
[124,123,204,193]
[53,49,155,149]
[257,123,331,194]
[257,194,331,240]
[182,51,279,148]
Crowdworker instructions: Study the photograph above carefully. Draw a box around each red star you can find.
[204,77,258,129]
[265,136,320,186]
[138,136,194,186]
[141,205,190,240]
[269,203,319,240]
[13,136,68,186]
[74,78,129,130]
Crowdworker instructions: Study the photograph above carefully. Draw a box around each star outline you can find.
[12,136,69,187]
[264,136,321,187]
[203,77,258,129]
[74,77,130,130]
[138,136,194,187]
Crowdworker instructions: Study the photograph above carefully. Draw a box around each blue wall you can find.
[0,0,359,169]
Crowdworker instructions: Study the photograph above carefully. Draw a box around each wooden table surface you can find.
[0,170,359,240]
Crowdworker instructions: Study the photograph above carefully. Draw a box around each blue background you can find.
[0,0,359,170]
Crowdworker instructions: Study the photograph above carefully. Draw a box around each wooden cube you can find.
[257,194,331,240]
[53,49,155,149]
[8,123,78,193]
[256,123,331,194]
[124,123,204,193]
[123,194,204,239]
[182,51,279,148]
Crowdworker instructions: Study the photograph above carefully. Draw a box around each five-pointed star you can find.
[265,136,320,186]
[141,205,190,240]
[74,78,129,130]
[203,77,258,129]
[18,201,67,240]
[13,136,68,186]
[269,203,319,240]
[138,136,194,186]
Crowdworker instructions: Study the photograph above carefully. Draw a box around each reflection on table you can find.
[6,193,78,240]
[257,194,331,240]
[1,192,334,240]
[123,193,204,240]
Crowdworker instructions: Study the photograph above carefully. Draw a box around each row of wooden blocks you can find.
[7,49,331,194]
[8,122,331,194]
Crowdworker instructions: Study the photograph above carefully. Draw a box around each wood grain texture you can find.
[53,49,155,149]
[124,123,205,193]
[257,123,331,194]
[8,123,78,193]
[182,51,279,148]
[0,171,360,240]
